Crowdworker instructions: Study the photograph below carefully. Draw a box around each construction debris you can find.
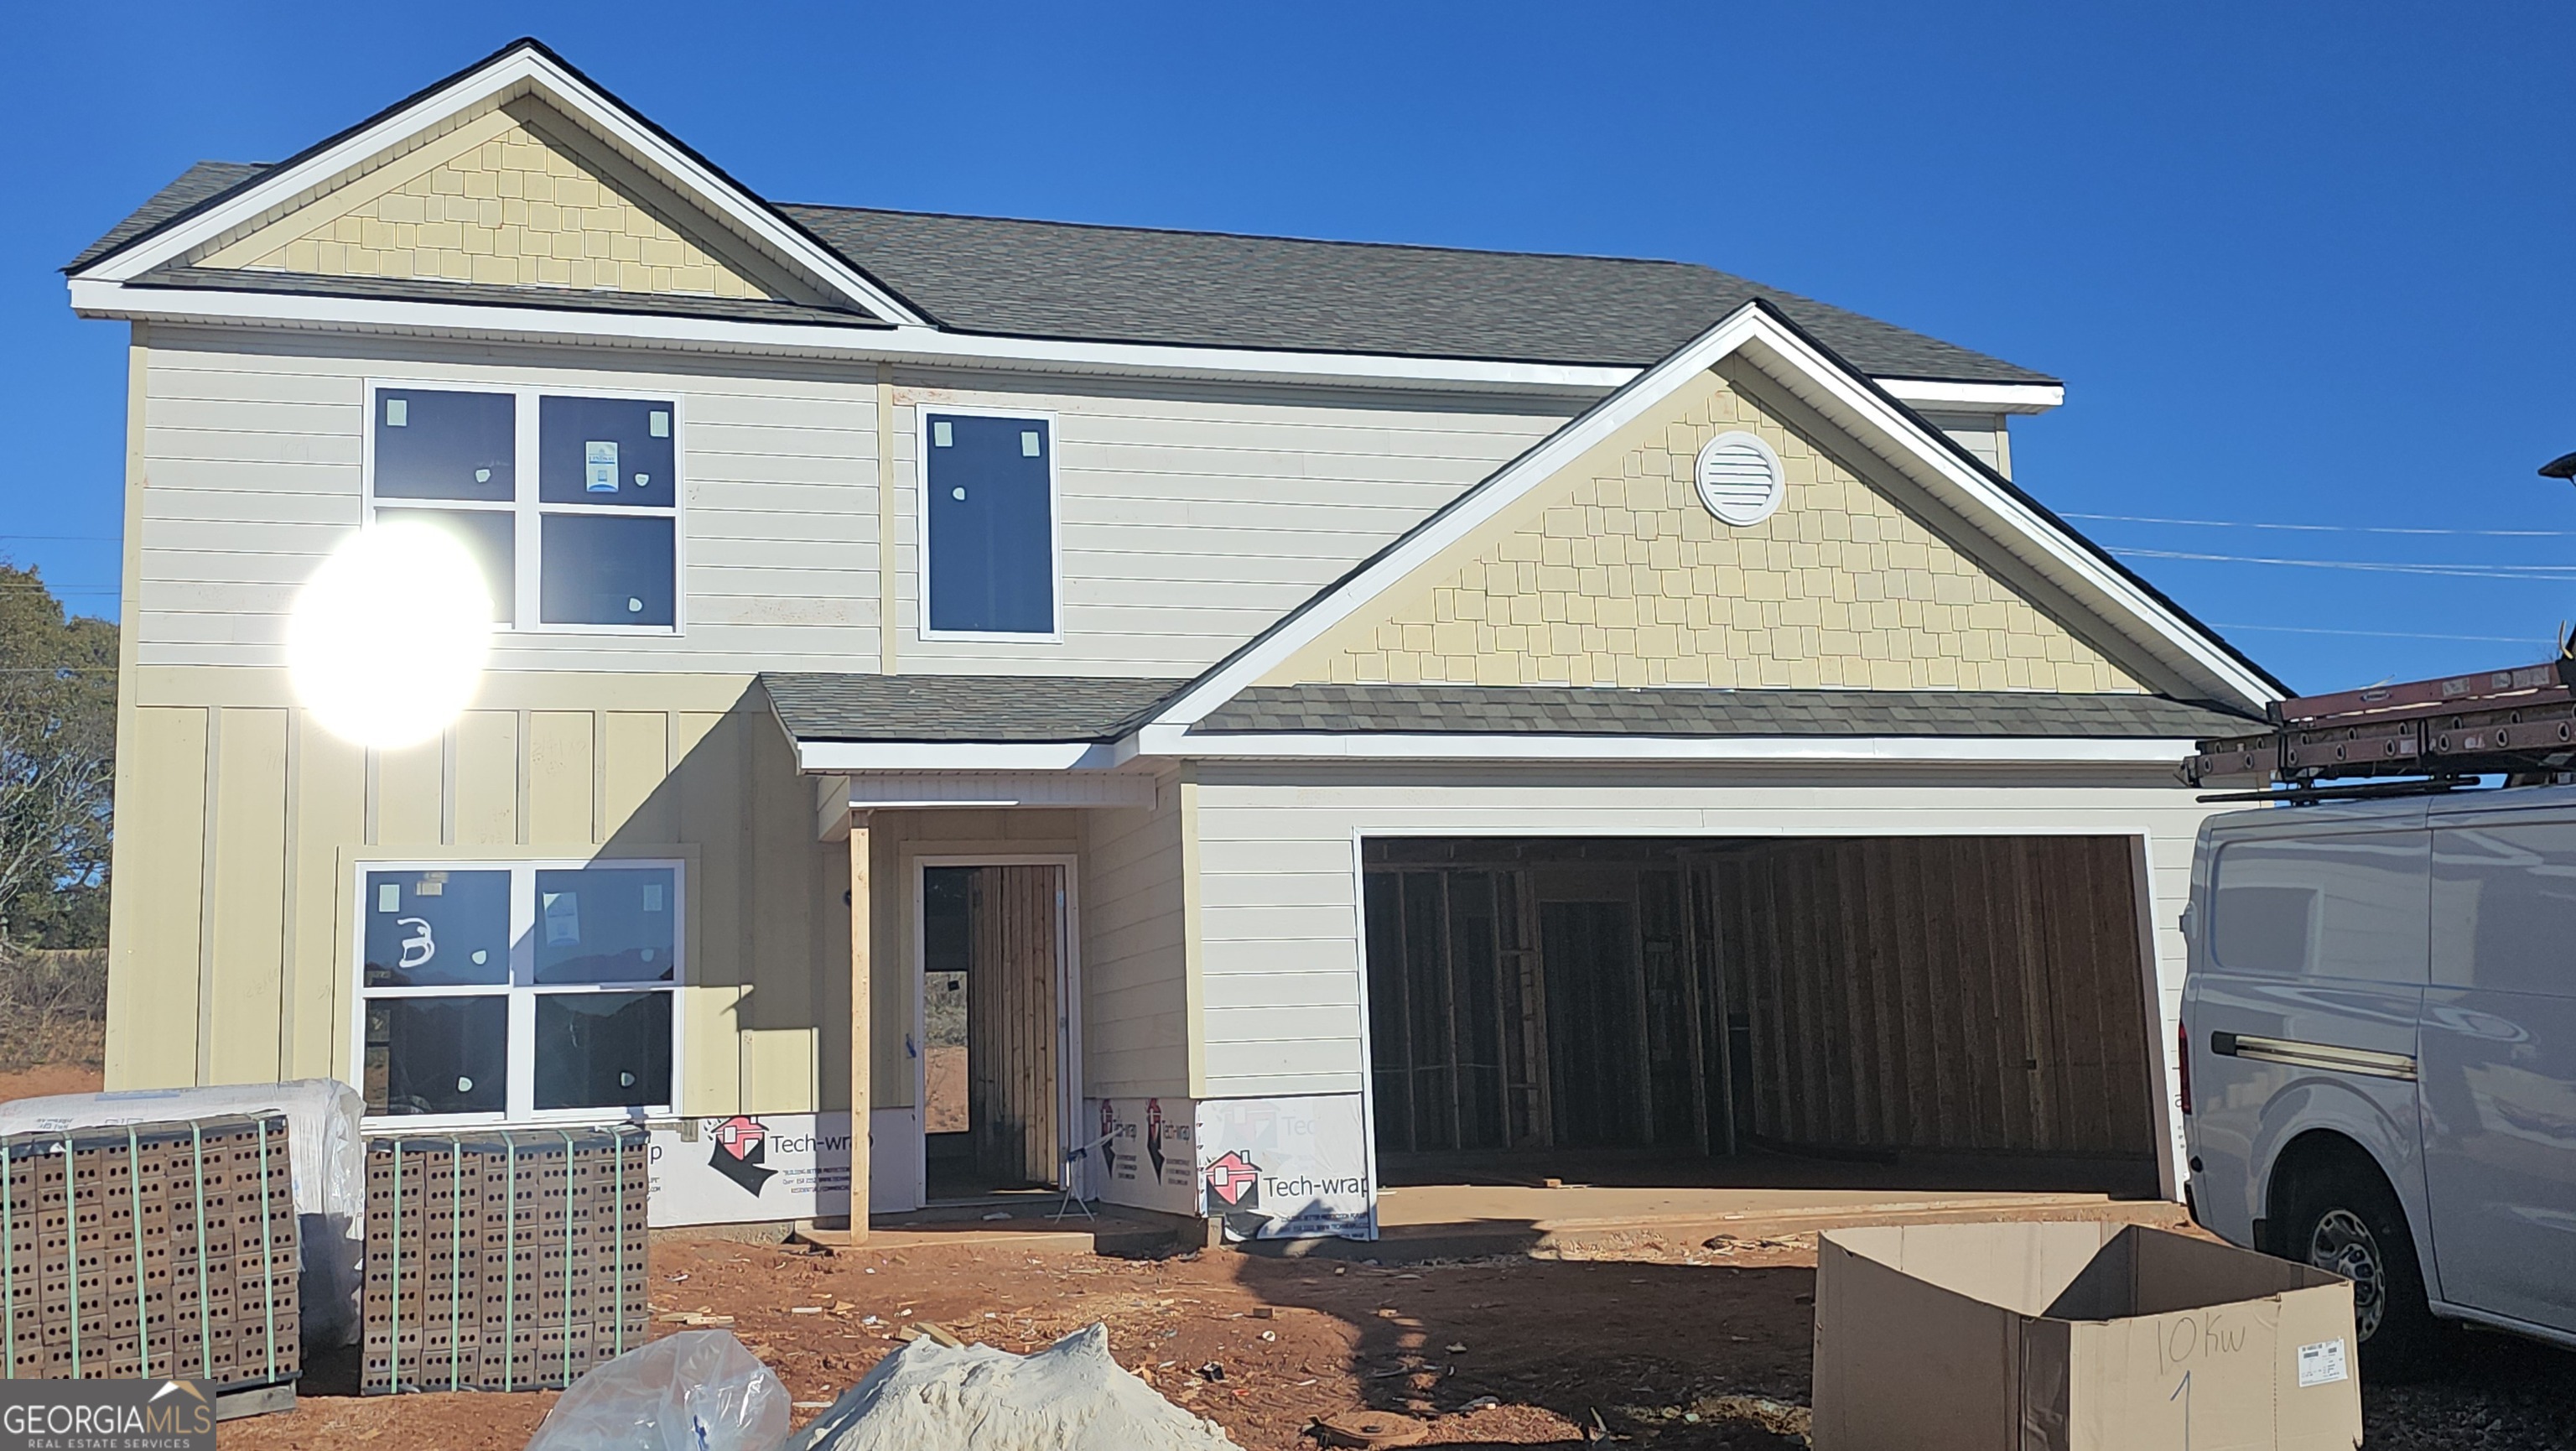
[522,1329,788,1451]
[787,1323,1239,1451]
[1310,1409,1428,1448]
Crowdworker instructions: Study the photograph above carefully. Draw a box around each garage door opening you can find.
[1361,836,2163,1199]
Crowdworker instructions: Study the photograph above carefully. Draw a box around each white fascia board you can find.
[1877,378,2064,415]
[1153,731,2200,765]
[78,49,925,326]
[70,279,1639,396]
[792,741,1123,773]
[839,772,1159,809]
[1726,326,2277,711]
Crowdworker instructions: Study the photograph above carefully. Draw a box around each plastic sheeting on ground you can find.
[0,1079,366,1346]
[523,1331,790,1451]
[790,1324,1242,1451]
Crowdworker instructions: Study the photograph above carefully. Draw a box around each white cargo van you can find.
[2183,785,2576,1369]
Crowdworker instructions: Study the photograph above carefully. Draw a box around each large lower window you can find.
[922,411,1056,637]
[358,861,681,1122]
[367,385,680,631]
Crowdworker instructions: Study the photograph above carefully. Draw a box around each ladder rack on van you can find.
[2186,655,2576,788]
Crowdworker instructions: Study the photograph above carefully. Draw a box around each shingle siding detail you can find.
[1268,362,2143,693]
[216,100,775,300]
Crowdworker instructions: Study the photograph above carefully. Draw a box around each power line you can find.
[2108,547,2576,581]
[2070,512,2576,538]
[0,535,119,543]
[2213,622,2559,645]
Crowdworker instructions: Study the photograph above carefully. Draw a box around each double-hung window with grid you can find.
[358,861,683,1124]
[367,385,680,629]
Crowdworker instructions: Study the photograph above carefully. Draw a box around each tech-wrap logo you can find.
[709,1115,776,1196]
[1202,1150,1260,1210]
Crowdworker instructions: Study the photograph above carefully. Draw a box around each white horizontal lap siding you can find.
[137,332,884,673]
[1186,770,2228,1124]
[891,381,1575,675]
[1078,777,1191,1099]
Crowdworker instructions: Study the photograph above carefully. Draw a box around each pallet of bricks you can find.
[362,1126,648,1394]
[0,1116,298,1388]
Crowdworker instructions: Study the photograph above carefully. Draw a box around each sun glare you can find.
[288,521,492,749]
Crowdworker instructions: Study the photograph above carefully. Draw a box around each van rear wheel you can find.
[2276,1163,2441,1376]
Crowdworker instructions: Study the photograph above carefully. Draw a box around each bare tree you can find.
[0,564,116,957]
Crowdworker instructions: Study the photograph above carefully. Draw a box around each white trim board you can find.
[1138,730,2205,765]
[71,41,925,327]
[69,278,2071,410]
[1136,301,2278,735]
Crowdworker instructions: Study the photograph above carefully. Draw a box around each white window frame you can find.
[363,379,688,636]
[349,857,688,1129]
[915,404,1064,643]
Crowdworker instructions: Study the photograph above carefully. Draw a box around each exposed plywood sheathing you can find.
[1363,836,2158,1168]
[1709,835,2157,1157]
[967,866,1063,1188]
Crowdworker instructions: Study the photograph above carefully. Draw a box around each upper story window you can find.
[922,411,1056,637]
[367,385,680,632]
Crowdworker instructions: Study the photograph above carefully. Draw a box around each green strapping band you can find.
[258,1121,277,1382]
[125,1128,145,1381]
[190,1126,209,1381]
[503,1139,516,1394]
[64,1136,78,1379]
[388,1138,402,1393]
[612,1128,626,1354]
[556,1131,574,1388]
[3,1136,17,1377]
[447,1137,461,1391]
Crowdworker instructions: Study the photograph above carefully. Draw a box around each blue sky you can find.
[6,3,2572,694]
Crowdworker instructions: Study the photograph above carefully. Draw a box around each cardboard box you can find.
[1814,1222,2360,1451]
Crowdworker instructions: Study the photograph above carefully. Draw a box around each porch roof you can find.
[762,672,1187,744]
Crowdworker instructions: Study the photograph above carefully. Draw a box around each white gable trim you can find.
[71,43,927,328]
[1139,301,2277,733]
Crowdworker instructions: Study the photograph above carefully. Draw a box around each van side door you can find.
[2193,824,2429,1240]
[2423,815,2576,1334]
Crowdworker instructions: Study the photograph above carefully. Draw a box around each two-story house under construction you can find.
[67,40,2277,1237]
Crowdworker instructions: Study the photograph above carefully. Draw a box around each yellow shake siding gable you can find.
[1265,360,2143,693]
[200,98,776,299]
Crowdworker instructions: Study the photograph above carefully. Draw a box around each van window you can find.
[2210,833,2428,982]
[2433,823,2576,993]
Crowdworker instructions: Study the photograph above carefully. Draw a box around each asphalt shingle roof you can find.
[762,673,1187,744]
[77,163,2050,383]
[1194,685,2261,739]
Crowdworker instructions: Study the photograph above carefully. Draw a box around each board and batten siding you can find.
[1183,764,2233,1187]
[101,674,872,1120]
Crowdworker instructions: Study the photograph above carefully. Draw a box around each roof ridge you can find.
[778,200,1730,273]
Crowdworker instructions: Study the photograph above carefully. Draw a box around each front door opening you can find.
[921,864,1065,1201]
[1363,836,2163,1198]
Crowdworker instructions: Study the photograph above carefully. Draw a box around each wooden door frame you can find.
[908,851,1084,1198]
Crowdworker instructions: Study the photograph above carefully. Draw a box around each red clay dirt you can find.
[0,1063,103,1102]
[222,1225,1879,1451]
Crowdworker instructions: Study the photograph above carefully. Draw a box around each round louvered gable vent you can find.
[1694,431,1785,527]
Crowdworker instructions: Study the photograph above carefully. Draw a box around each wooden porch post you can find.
[848,813,871,1240]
